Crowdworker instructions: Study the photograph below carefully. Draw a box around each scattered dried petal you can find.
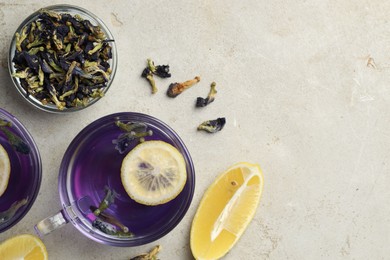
[141,67,157,94]
[167,76,200,98]
[197,117,226,133]
[196,81,217,107]
[141,59,171,94]
[130,245,162,260]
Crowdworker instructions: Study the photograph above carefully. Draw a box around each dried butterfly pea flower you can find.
[145,59,171,78]
[92,218,134,238]
[0,119,30,154]
[141,66,157,94]
[115,121,147,133]
[197,117,226,133]
[112,121,153,154]
[90,205,131,234]
[93,186,119,216]
[196,81,217,107]
[0,129,30,154]
[11,8,114,110]
[90,186,134,237]
[113,130,153,154]
[167,76,200,98]
[141,59,171,94]
[130,245,161,260]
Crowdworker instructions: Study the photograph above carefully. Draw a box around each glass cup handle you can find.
[35,210,68,236]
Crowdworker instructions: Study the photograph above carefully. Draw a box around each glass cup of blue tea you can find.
[8,5,117,113]
[0,108,42,233]
[35,112,195,246]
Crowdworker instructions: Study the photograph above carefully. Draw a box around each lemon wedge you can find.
[0,234,48,260]
[190,162,264,260]
[121,140,187,206]
[0,143,11,197]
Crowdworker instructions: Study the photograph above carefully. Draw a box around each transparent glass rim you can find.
[8,4,118,113]
[58,112,196,246]
[0,108,42,233]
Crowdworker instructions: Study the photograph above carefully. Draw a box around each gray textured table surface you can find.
[1,0,390,259]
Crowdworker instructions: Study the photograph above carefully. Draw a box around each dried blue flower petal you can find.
[115,121,147,133]
[112,133,133,154]
[92,218,133,237]
[197,117,226,133]
[90,205,130,233]
[196,82,217,107]
[112,121,153,154]
[141,59,171,94]
[0,119,30,154]
[93,186,119,216]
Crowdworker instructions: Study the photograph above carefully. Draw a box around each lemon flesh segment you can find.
[0,234,48,260]
[0,144,11,197]
[121,140,187,206]
[190,162,264,260]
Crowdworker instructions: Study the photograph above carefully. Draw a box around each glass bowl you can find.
[0,108,42,233]
[8,4,117,113]
[56,112,195,246]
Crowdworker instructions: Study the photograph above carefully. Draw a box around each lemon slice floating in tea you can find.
[190,162,264,260]
[0,234,48,260]
[0,143,11,197]
[121,140,187,206]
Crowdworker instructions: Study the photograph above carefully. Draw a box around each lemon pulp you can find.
[0,234,48,260]
[0,143,11,197]
[121,140,187,205]
[190,162,264,260]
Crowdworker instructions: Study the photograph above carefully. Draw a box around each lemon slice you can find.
[0,143,11,197]
[190,162,264,260]
[121,140,187,206]
[0,234,48,260]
